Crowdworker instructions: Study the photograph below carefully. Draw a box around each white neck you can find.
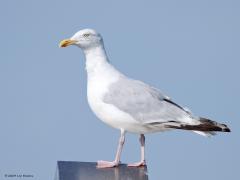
[83,45,109,73]
[82,44,124,85]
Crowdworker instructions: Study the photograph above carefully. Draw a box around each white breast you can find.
[86,62,140,132]
[83,45,150,133]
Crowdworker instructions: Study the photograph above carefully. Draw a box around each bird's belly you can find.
[86,76,140,132]
[88,95,136,129]
[86,76,168,133]
[87,96,167,133]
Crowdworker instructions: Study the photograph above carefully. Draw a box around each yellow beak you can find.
[59,39,77,48]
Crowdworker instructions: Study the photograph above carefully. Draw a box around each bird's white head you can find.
[59,29,103,50]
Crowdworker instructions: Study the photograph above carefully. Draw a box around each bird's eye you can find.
[83,33,90,37]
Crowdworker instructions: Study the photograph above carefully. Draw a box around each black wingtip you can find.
[222,124,231,132]
[223,127,231,132]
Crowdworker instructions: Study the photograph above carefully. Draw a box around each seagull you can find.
[59,29,230,168]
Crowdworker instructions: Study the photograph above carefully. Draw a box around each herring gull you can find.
[59,29,230,168]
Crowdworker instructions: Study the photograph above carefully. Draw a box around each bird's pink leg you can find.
[97,129,125,168]
[128,134,146,167]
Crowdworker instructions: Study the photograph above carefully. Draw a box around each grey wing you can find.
[103,78,193,124]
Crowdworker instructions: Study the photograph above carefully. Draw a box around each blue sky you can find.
[0,0,239,179]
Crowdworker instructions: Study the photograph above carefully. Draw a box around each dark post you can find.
[55,161,148,180]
